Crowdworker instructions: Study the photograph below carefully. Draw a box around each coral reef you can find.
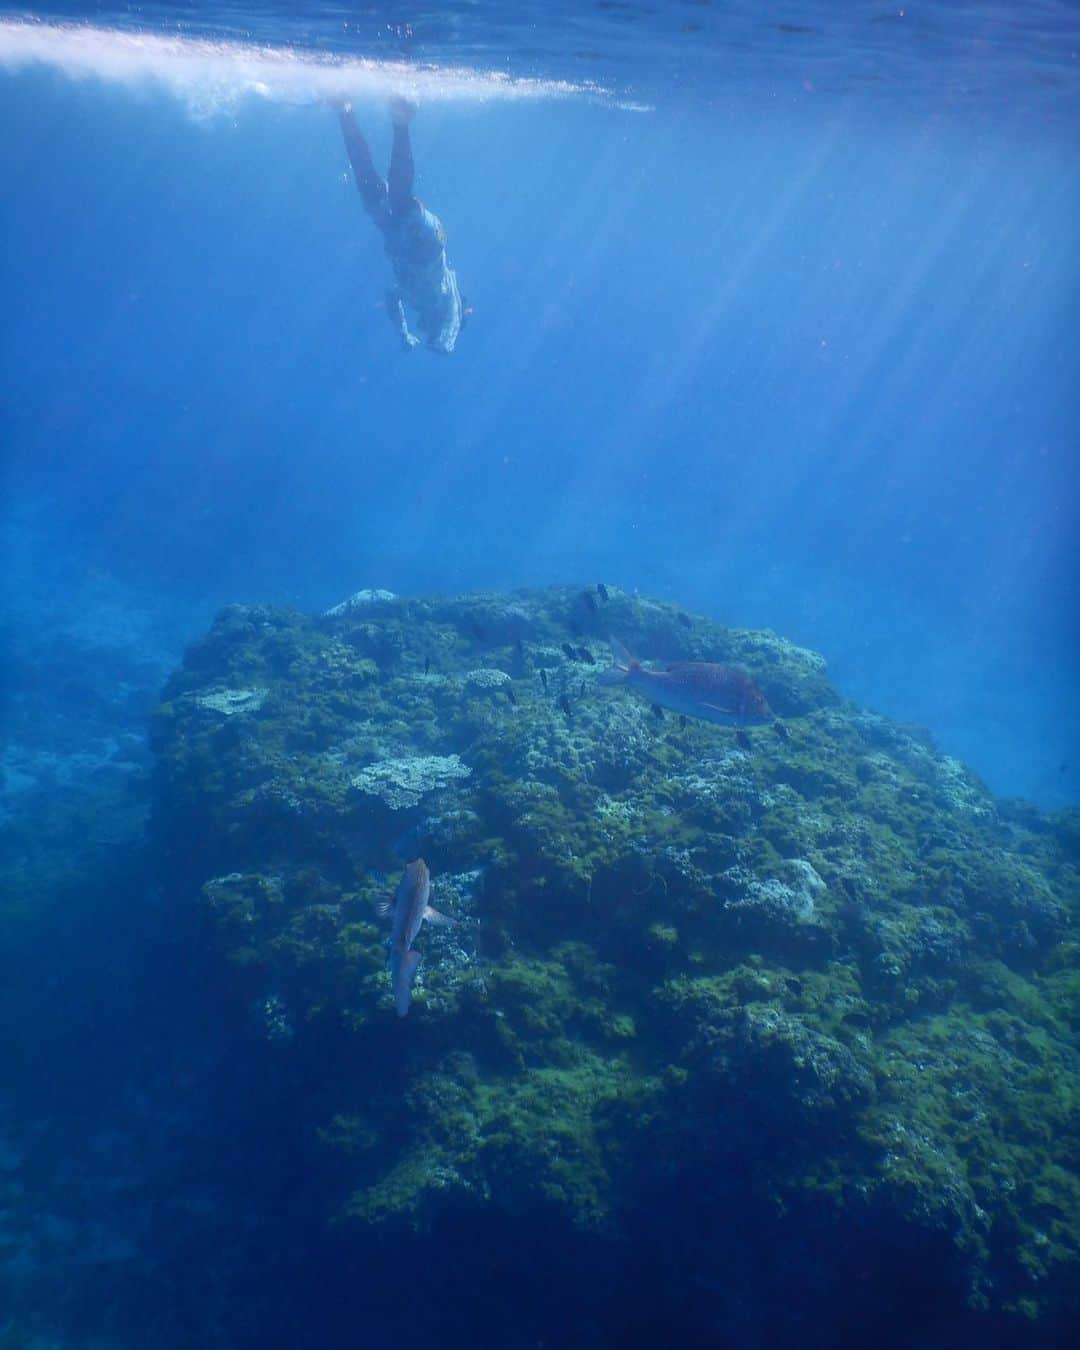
[148,584,1079,1326]
[350,753,471,810]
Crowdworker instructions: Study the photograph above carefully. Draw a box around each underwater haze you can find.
[1,4,1079,1349]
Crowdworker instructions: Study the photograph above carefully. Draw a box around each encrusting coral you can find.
[149,584,1078,1327]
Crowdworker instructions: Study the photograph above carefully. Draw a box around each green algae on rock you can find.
[149,585,1078,1326]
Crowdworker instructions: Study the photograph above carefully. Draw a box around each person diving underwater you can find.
[333,97,468,354]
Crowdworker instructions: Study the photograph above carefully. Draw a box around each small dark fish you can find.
[515,637,525,658]
[568,619,582,636]
[559,694,573,720]
[539,668,549,691]
[579,681,586,699]
[735,730,752,750]
[679,715,688,729]
[773,721,790,742]
[596,583,609,602]
[677,612,693,629]
[506,685,517,706]
[652,704,665,721]
[582,591,598,614]
[423,656,430,676]
[561,642,578,661]
[577,646,595,664]
[469,620,486,640]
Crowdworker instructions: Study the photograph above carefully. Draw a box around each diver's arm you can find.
[386,291,420,350]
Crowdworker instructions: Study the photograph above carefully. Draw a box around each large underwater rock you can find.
[149,585,1078,1327]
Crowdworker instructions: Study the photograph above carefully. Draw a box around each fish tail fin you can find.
[424,904,455,927]
[599,636,638,685]
[391,948,421,1017]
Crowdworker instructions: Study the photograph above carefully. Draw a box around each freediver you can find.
[334,97,467,354]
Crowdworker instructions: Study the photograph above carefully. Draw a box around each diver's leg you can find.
[338,107,388,216]
[387,109,416,213]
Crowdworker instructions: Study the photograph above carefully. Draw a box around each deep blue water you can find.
[1,4,1078,1347]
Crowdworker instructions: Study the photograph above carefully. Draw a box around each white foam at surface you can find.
[0,19,590,116]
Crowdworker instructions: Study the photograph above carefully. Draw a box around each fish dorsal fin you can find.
[608,636,639,672]
[376,899,392,919]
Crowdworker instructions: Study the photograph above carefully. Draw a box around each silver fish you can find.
[600,637,772,727]
[378,859,454,1017]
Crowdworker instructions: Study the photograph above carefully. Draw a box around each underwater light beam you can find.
[0,19,592,115]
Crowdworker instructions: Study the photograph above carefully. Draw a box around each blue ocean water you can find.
[0,4,1078,1348]
[2,4,1077,807]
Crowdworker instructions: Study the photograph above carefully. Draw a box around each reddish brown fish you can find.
[600,638,772,727]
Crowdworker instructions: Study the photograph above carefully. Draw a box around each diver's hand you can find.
[385,290,417,349]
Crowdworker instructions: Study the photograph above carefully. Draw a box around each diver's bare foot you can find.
[389,96,417,126]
